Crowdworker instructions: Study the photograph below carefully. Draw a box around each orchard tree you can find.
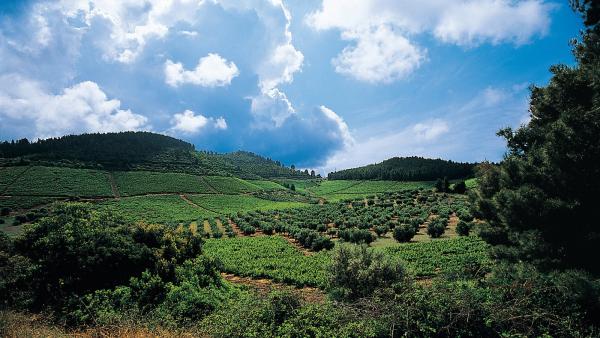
[473,2,600,274]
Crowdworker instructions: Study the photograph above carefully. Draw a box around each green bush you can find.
[328,244,405,301]
[427,218,446,238]
[393,224,416,242]
[456,220,471,236]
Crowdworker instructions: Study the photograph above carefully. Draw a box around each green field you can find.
[96,195,216,223]
[204,235,490,288]
[307,180,434,201]
[4,166,113,197]
[0,166,29,192]
[186,194,307,215]
[247,180,285,190]
[0,196,60,211]
[113,171,215,196]
[203,176,262,194]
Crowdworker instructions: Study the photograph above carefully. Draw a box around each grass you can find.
[4,166,113,197]
[203,235,491,288]
[308,180,435,201]
[204,236,331,287]
[113,171,214,196]
[247,180,285,191]
[186,194,307,215]
[0,166,28,192]
[95,195,216,223]
[0,196,60,211]
[203,176,262,194]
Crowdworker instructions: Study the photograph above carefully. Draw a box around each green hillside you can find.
[0,132,310,179]
[328,156,475,181]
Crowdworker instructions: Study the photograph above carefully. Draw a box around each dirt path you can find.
[221,273,326,304]
[107,172,120,199]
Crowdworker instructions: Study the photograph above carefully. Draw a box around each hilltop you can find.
[328,156,475,181]
[0,132,309,180]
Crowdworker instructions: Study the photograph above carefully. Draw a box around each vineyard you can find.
[203,235,490,287]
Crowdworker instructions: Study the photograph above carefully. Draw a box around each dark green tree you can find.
[473,3,600,274]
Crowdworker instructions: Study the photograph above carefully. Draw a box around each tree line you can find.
[328,156,475,181]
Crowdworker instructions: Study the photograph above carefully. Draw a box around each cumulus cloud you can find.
[245,105,353,167]
[164,53,239,87]
[0,74,148,139]
[307,0,552,83]
[169,110,228,135]
[412,119,450,141]
[333,25,426,83]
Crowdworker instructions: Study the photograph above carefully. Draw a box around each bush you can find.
[427,218,446,238]
[0,207,10,216]
[393,224,416,242]
[328,244,405,301]
[456,220,471,236]
[374,225,388,237]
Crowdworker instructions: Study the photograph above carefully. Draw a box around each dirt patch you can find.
[221,273,326,304]
[107,172,120,199]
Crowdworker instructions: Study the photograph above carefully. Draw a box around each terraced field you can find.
[308,180,434,201]
[202,176,262,194]
[96,195,216,223]
[203,235,490,288]
[186,194,307,215]
[113,171,215,196]
[4,166,113,197]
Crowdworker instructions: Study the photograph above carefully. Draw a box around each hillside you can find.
[0,132,310,179]
[328,156,475,181]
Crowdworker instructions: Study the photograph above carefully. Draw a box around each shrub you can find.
[328,244,405,301]
[374,225,388,237]
[456,220,471,236]
[0,207,10,216]
[427,218,446,238]
[393,224,416,242]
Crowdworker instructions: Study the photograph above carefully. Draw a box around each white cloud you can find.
[214,117,228,130]
[250,88,295,128]
[56,0,206,63]
[333,25,426,83]
[0,74,148,139]
[412,119,450,141]
[168,109,228,134]
[169,110,208,134]
[319,105,354,147]
[178,30,198,37]
[319,118,451,174]
[434,0,552,46]
[307,0,552,83]
[164,53,239,87]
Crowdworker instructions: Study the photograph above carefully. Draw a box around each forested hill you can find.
[0,132,310,179]
[328,156,475,181]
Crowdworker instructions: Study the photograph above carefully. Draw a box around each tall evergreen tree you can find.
[473,3,600,274]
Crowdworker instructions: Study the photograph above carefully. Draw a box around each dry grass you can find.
[0,311,206,338]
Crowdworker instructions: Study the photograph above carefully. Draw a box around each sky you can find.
[0,0,584,174]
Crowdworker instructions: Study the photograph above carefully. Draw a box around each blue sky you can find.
[0,0,583,174]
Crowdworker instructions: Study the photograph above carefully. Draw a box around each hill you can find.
[0,132,310,179]
[327,156,475,181]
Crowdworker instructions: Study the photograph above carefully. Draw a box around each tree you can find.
[310,170,315,177]
[291,164,296,171]
[393,224,416,242]
[290,184,296,191]
[473,3,600,274]
[435,178,444,192]
[427,218,446,238]
[453,181,467,194]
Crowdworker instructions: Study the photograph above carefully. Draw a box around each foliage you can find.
[456,220,472,236]
[393,223,416,242]
[328,244,405,301]
[328,156,475,181]
[472,5,600,274]
[427,218,447,238]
